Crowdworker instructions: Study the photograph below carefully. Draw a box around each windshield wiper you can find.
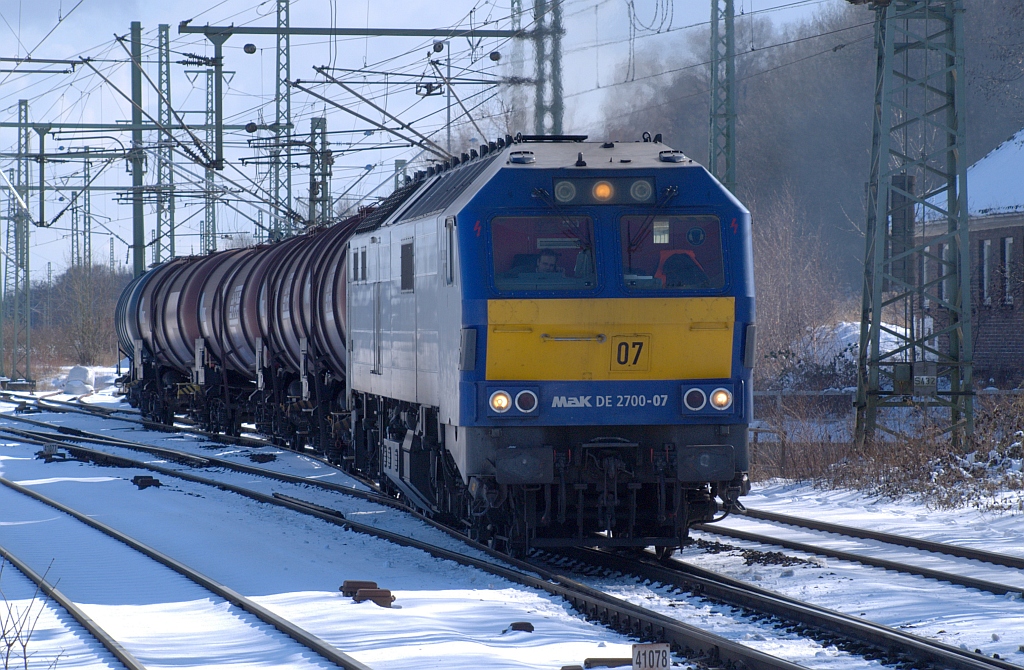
[531,188,593,250]
[627,186,680,253]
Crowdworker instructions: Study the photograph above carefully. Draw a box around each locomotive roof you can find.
[499,139,699,169]
[356,137,702,233]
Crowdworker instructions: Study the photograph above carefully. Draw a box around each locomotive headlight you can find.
[592,181,614,201]
[489,390,512,413]
[629,179,653,201]
[709,388,733,410]
[514,390,538,413]
[554,180,577,203]
[683,388,707,411]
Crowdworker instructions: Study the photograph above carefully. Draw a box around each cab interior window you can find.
[490,216,597,292]
[620,214,725,290]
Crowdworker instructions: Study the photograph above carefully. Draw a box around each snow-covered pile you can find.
[48,365,119,395]
[765,321,938,391]
[799,321,935,365]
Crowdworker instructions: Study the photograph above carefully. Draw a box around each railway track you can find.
[734,507,1024,570]
[0,541,145,670]
[542,548,1018,670]
[0,391,269,447]
[0,402,826,670]
[4,395,1018,668]
[10,396,1024,592]
[0,475,373,670]
[692,513,1024,597]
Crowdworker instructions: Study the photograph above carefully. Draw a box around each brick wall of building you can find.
[969,217,1024,385]
[920,214,1024,386]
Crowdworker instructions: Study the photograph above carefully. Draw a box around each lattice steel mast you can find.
[82,149,92,269]
[155,24,175,263]
[308,117,331,225]
[532,0,564,134]
[853,0,972,445]
[130,21,146,277]
[709,0,736,193]
[1,169,13,377]
[273,0,293,240]
[203,68,218,254]
[5,100,32,381]
[70,190,81,268]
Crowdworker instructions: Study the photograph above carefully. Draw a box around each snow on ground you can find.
[3,377,1024,667]
[0,446,635,669]
[43,365,120,395]
[0,556,123,669]
[688,482,1024,661]
[2,480,338,670]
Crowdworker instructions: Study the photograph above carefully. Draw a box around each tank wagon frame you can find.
[118,134,755,557]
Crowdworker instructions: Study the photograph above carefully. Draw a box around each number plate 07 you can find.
[632,642,670,670]
[610,335,651,371]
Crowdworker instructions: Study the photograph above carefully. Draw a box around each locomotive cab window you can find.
[620,214,725,291]
[490,216,597,292]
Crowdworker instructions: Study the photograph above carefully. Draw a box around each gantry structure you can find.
[852,0,972,445]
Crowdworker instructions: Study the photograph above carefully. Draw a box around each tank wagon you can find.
[117,134,755,556]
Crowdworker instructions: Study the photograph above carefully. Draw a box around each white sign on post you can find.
[632,642,671,670]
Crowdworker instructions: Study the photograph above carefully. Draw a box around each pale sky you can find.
[0,0,830,277]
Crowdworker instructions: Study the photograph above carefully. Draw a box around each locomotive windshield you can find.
[620,214,725,291]
[490,216,597,292]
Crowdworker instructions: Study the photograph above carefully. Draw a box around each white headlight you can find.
[630,179,653,201]
[709,388,733,410]
[489,390,512,413]
[554,180,577,202]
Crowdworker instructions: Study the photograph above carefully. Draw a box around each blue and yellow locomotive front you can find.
[450,140,753,551]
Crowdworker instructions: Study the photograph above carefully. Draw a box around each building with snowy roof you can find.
[918,128,1024,385]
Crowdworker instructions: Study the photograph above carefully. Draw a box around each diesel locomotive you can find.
[116,134,755,556]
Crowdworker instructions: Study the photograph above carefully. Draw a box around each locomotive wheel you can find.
[504,515,529,559]
[655,545,676,561]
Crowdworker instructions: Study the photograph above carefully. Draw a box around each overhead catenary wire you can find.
[313,67,453,158]
[2,0,862,282]
[290,80,452,161]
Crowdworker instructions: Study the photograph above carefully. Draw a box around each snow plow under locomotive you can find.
[117,134,755,556]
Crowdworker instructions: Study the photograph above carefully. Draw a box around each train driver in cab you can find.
[535,249,559,273]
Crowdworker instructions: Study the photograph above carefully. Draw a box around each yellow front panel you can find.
[486,298,735,381]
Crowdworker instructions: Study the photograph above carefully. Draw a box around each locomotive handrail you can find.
[540,333,606,343]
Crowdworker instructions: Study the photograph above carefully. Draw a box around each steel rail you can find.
[735,507,1024,570]
[13,404,1014,667]
[0,477,374,670]
[694,524,1022,597]
[565,547,1016,670]
[13,409,1023,598]
[0,543,146,670]
[0,393,269,447]
[8,399,1023,601]
[0,419,385,503]
[9,407,999,667]
[7,429,805,670]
